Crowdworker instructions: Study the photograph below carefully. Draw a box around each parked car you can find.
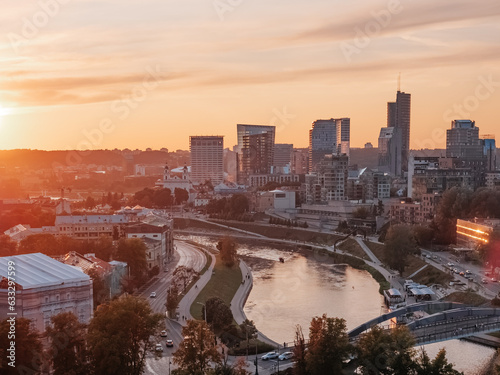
[150,292,157,298]
[261,352,279,360]
[160,330,168,337]
[482,278,488,284]
[155,343,163,352]
[166,339,174,347]
[278,352,294,361]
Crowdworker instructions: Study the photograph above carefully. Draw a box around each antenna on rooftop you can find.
[397,72,401,92]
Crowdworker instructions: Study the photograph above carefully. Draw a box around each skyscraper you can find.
[236,124,275,152]
[308,118,350,172]
[387,91,411,171]
[482,137,497,172]
[273,143,293,170]
[190,136,224,184]
[378,127,402,176]
[446,120,482,159]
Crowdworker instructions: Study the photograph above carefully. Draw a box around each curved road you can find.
[143,240,208,375]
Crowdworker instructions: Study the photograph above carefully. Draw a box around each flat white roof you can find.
[55,215,127,224]
[0,253,90,289]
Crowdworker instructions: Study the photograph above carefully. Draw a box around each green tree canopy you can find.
[173,320,222,374]
[46,312,89,375]
[216,237,238,268]
[305,314,352,375]
[116,238,148,284]
[204,297,234,331]
[0,317,44,374]
[384,225,418,275]
[0,235,17,257]
[87,295,164,375]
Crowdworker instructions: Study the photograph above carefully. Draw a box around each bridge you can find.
[348,302,500,346]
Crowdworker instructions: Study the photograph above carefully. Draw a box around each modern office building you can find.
[273,143,293,170]
[309,118,350,172]
[378,127,403,176]
[291,148,309,175]
[446,120,483,160]
[482,137,497,172]
[336,118,351,156]
[386,91,411,171]
[0,253,93,333]
[190,136,224,185]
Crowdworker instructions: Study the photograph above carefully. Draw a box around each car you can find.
[465,270,471,275]
[160,330,168,337]
[278,352,294,361]
[150,292,157,298]
[482,278,488,284]
[425,255,431,259]
[166,339,174,347]
[155,343,163,352]
[261,352,279,361]
[447,262,455,268]
[492,277,497,282]
[459,272,465,276]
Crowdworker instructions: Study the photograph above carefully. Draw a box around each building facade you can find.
[0,253,93,333]
[309,118,350,172]
[386,91,411,171]
[306,154,349,203]
[190,136,224,185]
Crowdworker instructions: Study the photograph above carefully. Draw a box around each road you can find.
[142,240,208,375]
[420,249,499,298]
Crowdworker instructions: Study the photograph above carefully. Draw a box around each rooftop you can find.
[0,253,90,289]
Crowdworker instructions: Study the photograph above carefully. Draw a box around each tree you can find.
[18,233,60,255]
[46,312,89,375]
[0,318,44,374]
[87,295,164,375]
[228,194,248,215]
[86,268,109,308]
[0,235,17,256]
[203,297,233,331]
[356,325,416,375]
[413,225,434,247]
[353,207,371,219]
[166,283,180,316]
[239,319,258,354]
[293,324,308,375]
[305,314,352,375]
[93,235,115,261]
[384,225,418,275]
[217,237,238,268]
[211,358,251,375]
[415,348,462,375]
[116,238,148,284]
[173,266,197,291]
[173,320,222,374]
[174,188,189,204]
[85,196,96,209]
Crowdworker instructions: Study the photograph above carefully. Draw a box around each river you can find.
[181,235,496,374]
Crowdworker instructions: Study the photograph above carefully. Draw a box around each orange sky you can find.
[0,0,499,151]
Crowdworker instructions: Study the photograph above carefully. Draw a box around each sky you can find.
[0,0,499,151]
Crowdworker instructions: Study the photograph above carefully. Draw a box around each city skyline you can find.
[0,0,499,152]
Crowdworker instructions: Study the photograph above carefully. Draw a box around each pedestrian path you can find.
[354,236,382,264]
[408,264,428,279]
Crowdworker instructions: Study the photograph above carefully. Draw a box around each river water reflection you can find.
[182,236,496,374]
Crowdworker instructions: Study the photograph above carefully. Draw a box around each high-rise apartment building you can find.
[305,154,349,203]
[309,118,350,172]
[190,136,224,184]
[241,132,275,179]
[481,137,497,172]
[291,148,309,175]
[236,124,275,152]
[387,91,411,171]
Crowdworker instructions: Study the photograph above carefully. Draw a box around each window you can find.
[45,296,49,304]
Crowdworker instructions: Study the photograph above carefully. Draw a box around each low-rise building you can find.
[0,253,93,333]
[55,214,129,240]
[456,218,500,250]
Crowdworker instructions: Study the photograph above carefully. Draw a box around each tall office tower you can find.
[378,127,403,177]
[309,118,351,172]
[305,154,349,203]
[336,118,351,156]
[223,148,238,183]
[189,136,224,184]
[236,124,275,152]
[446,120,483,159]
[387,91,411,171]
[240,131,275,182]
[481,137,496,172]
[273,144,293,171]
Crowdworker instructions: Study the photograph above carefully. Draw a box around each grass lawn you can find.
[190,254,243,319]
[338,238,369,260]
[443,291,489,306]
[363,241,385,261]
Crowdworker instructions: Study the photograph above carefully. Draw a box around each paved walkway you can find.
[354,236,382,264]
[231,261,278,347]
